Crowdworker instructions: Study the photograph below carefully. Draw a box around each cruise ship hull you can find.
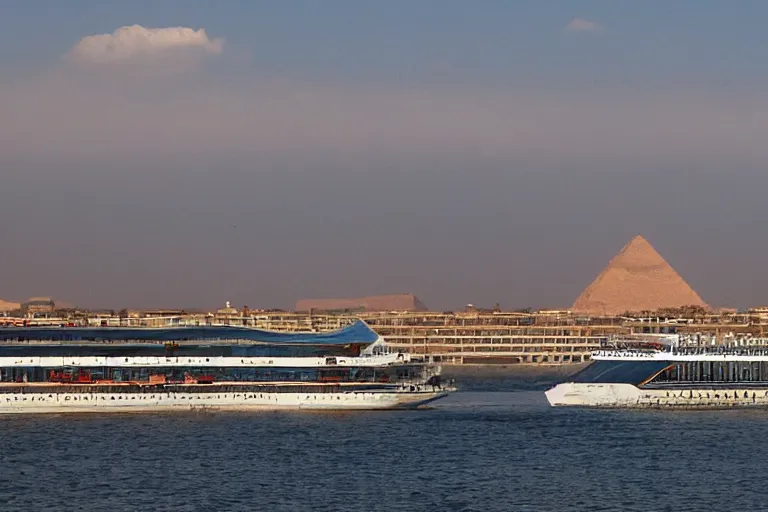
[546,382,768,409]
[0,387,453,414]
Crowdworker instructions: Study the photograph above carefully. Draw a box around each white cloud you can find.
[566,17,601,32]
[68,25,223,64]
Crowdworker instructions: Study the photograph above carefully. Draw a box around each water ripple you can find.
[2,390,768,511]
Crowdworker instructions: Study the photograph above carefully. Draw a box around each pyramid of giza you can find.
[571,235,708,316]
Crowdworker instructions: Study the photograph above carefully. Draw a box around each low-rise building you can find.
[22,297,55,316]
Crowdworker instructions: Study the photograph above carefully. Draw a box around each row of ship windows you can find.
[410,346,592,354]
[0,367,414,383]
[1,393,381,403]
[653,362,768,383]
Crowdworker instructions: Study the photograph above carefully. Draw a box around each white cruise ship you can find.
[0,321,453,413]
[546,334,768,409]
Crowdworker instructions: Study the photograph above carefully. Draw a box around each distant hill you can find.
[296,293,428,312]
[0,296,75,313]
[52,300,75,310]
[0,298,21,312]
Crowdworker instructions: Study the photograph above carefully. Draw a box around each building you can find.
[21,297,56,316]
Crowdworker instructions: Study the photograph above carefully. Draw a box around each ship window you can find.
[570,360,671,385]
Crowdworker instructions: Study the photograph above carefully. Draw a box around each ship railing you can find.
[594,346,768,358]
[668,346,768,357]
[592,349,659,359]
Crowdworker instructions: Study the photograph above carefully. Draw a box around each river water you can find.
[1,378,767,511]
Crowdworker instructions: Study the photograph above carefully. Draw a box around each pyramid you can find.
[571,235,708,316]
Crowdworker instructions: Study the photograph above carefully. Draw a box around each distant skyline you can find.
[2,2,768,310]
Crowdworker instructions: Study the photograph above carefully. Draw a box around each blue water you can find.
[1,380,767,511]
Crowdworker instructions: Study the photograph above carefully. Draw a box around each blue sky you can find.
[1,2,767,310]
[4,1,768,85]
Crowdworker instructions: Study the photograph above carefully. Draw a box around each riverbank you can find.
[441,363,588,391]
[441,363,587,379]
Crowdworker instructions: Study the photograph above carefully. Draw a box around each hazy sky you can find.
[2,1,768,310]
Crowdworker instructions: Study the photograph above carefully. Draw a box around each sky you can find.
[1,1,768,311]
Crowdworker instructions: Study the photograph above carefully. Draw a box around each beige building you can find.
[22,297,56,316]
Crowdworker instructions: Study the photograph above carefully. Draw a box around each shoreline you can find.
[441,362,588,380]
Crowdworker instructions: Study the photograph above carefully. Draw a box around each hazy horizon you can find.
[2,2,768,311]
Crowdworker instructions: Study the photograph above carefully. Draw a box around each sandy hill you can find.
[296,293,428,312]
[572,235,708,316]
[0,299,21,312]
